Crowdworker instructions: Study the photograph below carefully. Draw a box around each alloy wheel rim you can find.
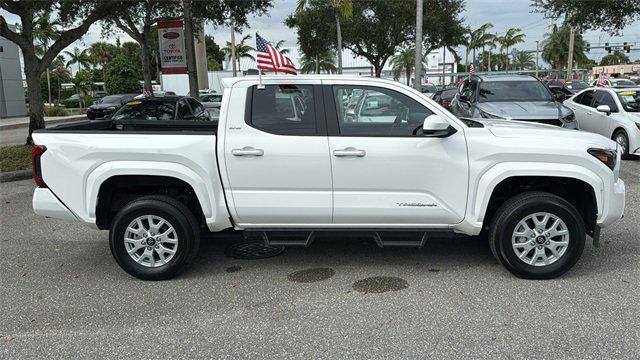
[616,134,627,153]
[511,212,569,267]
[124,215,178,268]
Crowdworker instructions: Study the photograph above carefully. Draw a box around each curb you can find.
[0,116,87,131]
[0,169,32,183]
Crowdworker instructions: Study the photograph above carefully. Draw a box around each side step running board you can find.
[244,231,316,247]
[373,231,428,248]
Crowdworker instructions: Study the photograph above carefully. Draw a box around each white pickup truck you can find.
[32,76,626,280]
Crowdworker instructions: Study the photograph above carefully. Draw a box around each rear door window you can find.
[248,85,316,135]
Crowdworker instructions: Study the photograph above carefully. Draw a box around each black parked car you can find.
[86,94,137,120]
[110,95,211,122]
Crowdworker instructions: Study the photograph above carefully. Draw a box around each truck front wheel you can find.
[489,192,585,279]
[109,196,200,280]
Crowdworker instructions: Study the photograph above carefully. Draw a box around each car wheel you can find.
[489,192,585,279]
[613,130,633,160]
[109,196,200,280]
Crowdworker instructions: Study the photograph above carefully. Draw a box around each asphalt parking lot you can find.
[1,161,638,359]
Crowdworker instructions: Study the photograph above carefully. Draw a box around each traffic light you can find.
[623,42,631,53]
[586,43,590,52]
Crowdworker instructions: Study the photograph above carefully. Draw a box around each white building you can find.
[0,25,26,118]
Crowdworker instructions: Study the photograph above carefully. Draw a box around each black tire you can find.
[109,195,200,280]
[489,191,585,279]
[613,129,634,160]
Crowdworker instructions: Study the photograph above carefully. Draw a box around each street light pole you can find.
[230,18,237,77]
[567,26,575,79]
[414,0,423,90]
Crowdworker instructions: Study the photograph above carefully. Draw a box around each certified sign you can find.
[157,20,187,74]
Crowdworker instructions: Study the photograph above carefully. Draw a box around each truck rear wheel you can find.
[109,196,200,280]
[489,192,585,279]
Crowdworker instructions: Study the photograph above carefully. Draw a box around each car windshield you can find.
[611,79,636,87]
[440,89,458,100]
[201,94,222,102]
[616,90,640,112]
[101,95,122,104]
[565,81,588,90]
[478,80,552,102]
[111,100,176,120]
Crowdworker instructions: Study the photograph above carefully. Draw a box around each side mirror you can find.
[596,104,611,115]
[422,114,457,137]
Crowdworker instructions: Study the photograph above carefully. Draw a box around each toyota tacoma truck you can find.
[31,76,626,280]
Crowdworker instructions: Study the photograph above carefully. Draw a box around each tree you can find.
[64,47,91,74]
[32,11,60,106]
[221,34,255,71]
[339,0,465,77]
[300,51,337,74]
[600,51,630,66]
[533,0,640,35]
[465,23,494,70]
[106,0,175,94]
[286,2,337,72]
[103,55,143,95]
[497,28,525,70]
[389,46,425,86]
[478,51,507,71]
[297,0,352,74]
[542,24,588,76]
[0,0,127,143]
[88,41,118,67]
[50,55,71,104]
[273,39,289,55]
[69,71,92,112]
[205,35,225,71]
[511,50,535,70]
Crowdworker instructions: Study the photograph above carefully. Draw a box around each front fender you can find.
[455,162,603,235]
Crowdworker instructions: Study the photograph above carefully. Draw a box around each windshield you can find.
[101,95,122,104]
[565,81,588,90]
[617,90,640,112]
[111,100,176,120]
[611,79,636,87]
[478,81,552,102]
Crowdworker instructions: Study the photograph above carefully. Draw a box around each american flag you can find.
[255,33,297,75]
[469,63,475,77]
[597,70,606,86]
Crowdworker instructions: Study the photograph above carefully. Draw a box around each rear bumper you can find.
[597,178,625,228]
[32,188,77,221]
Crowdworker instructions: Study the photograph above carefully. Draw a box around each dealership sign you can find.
[157,20,187,74]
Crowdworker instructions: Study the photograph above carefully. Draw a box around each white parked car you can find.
[31,76,625,280]
[564,87,640,159]
[589,78,637,88]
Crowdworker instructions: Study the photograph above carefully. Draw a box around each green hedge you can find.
[61,96,94,109]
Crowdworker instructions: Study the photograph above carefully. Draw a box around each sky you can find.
[2,0,639,69]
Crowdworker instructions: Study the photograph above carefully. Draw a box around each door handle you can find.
[232,147,264,156]
[333,147,366,157]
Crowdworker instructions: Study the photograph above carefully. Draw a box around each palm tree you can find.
[64,47,92,74]
[390,46,416,86]
[600,50,630,66]
[33,11,59,106]
[511,50,535,70]
[273,40,290,55]
[497,28,525,70]
[300,51,337,74]
[88,42,117,68]
[542,24,588,77]
[297,0,352,74]
[222,34,255,71]
[51,55,71,105]
[69,71,92,113]
[465,23,494,70]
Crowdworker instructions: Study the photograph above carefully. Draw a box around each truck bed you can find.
[35,119,217,134]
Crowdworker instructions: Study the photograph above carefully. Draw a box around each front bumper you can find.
[33,188,77,221]
[597,178,625,229]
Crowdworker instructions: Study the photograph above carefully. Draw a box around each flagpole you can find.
[258,69,265,89]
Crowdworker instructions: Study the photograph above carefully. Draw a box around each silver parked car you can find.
[449,75,578,128]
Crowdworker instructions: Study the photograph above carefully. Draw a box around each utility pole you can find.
[194,20,209,90]
[414,0,423,90]
[567,26,575,80]
[535,40,539,78]
[336,13,343,74]
[230,18,237,77]
[182,0,199,98]
[442,46,446,85]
